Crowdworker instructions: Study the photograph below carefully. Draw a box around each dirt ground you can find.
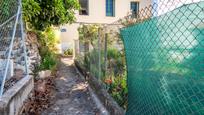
[22,58,100,115]
[41,58,99,115]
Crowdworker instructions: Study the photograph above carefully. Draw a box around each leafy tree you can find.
[22,0,80,30]
[22,0,41,23]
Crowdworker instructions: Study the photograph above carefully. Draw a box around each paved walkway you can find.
[42,58,100,115]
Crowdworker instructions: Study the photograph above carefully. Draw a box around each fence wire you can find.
[75,23,128,109]
[0,0,28,96]
[121,0,204,114]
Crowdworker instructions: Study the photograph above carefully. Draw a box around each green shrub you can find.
[39,52,57,70]
[36,27,59,71]
[107,48,120,60]
[107,48,126,76]
[107,73,128,109]
[22,0,80,30]
[78,25,99,44]
[64,48,73,56]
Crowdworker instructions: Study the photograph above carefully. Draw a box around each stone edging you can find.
[74,60,125,115]
[0,75,34,115]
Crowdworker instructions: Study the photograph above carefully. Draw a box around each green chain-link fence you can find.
[121,1,204,114]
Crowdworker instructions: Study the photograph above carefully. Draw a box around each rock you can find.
[27,69,33,75]
[38,70,52,79]
[0,59,14,80]
[13,69,24,80]
[25,31,41,72]
[36,80,46,92]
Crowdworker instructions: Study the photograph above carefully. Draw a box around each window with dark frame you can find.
[106,0,115,17]
[131,2,139,18]
[79,0,89,15]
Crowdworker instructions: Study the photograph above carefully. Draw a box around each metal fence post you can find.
[20,1,29,75]
[74,39,79,59]
[98,28,101,81]
[104,33,108,77]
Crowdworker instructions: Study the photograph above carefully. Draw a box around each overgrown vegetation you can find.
[21,0,80,72]
[36,27,59,71]
[108,73,128,109]
[77,24,128,109]
[64,48,73,56]
[104,48,128,109]
[22,0,80,30]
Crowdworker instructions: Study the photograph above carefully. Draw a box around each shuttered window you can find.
[106,0,115,16]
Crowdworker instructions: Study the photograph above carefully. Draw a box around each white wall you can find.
[60,24,79,51]
[60,0,152,52]
[76,0,151,23]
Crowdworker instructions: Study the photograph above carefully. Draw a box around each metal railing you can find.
[0,0,28,96]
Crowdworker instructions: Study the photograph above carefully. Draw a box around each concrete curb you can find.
[74,63,109,115]
[74,60,125,115]
[0,75,34,115]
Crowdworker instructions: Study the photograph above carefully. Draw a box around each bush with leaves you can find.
[108,73,128,109]
[22,0,41,24]
[36,27,59,71]
[22,0,80,30]
[64,48,73,56]
[78,24,101,46]
[106,48,126,76]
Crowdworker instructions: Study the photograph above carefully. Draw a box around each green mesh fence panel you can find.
[121,2,204,114]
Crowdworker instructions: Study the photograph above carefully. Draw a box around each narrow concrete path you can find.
[42,58,100,115]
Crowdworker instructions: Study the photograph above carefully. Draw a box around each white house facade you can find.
[59,0,152,52]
